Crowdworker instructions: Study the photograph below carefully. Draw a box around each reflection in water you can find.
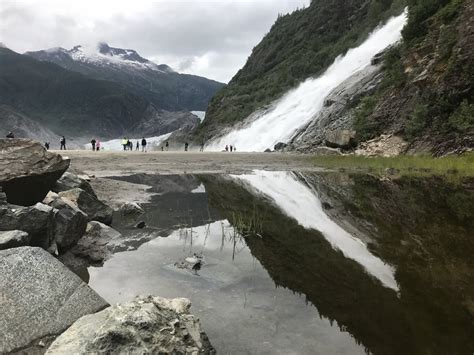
[90,172,474,355]
[234,171,398,291]
[89,220,366,355]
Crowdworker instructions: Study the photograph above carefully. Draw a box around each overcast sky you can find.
[0,0,309,82]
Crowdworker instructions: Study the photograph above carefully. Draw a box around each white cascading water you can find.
[233,171,399,291]
[208,12,407,152]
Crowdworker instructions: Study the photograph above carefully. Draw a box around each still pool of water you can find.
[88,171,474,355]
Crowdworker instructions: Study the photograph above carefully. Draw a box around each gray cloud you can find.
[0,0,309,82]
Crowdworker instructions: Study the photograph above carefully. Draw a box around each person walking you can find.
[96,140,101,151]
[200,142,204,152]
[6,131,14,138]
[136,141,140,151]
[230,145,233,152]
[44,142,50,150]
[122,137,128,151]
[165,141,169,151]
[141,137,147,152]
[225,145,228,152]
[184,142,189,151]
[91,138,96,151]
[60,136,67,150]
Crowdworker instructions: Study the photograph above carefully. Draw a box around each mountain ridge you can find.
[26,43,225,112]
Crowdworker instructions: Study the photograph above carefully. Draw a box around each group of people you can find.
[224,145,236,152]
[121,138,148,152]
[90,139,101,151]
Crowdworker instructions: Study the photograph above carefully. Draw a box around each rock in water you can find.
[43,192,88,251]
[58,188,113,225]
[0,230,29,250]
[53,172,97,198]
[46,295,215,355]
[120,201,145,216]
[0,202,56,250]
[0,247,108,353]
[0,139,70,205]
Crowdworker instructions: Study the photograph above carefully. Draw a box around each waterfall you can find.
[208,11,407,152]
[233,171,399,291]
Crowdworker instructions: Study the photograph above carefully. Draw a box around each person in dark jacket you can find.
[91,138,96,151]
[60,136,66,150]
[141,138,147,152]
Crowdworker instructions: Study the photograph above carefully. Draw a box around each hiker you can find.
[91,138,96,151]
[6,131,14,138]
[165,141,169,151]
[128,140,133,151]
[141,137,147,152]
[60,136,66,150]
[136,141,139,151]
[200,142,204,152]
[230,145,233,152]
[225,145,228,152]
[122,137,128,151]
[96,140,101,151]
[184,142,189,151]
[44,142,50,150]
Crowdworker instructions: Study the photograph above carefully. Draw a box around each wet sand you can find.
[56,150,321,177]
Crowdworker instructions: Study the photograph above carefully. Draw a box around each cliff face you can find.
[352,0,474,155]
[196,0,406,141]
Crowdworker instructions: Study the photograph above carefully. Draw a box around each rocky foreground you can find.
[0,139,215,354]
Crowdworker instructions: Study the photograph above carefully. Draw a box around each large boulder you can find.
[58,188,113,225]
[0,202,56,250]
[53,172,97,198]
[324,129,356,149]
[70,221,122,264]
[0,247,108,353]
[0,230,29,250]
[44,192,88,251]
[46,295,215,355]
[0,139,70,205]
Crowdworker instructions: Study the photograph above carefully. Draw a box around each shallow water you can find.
[89,171,474,355]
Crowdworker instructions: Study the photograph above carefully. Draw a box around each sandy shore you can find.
[55,150,321,177]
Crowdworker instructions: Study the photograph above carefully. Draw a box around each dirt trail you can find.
[55,151,321,177]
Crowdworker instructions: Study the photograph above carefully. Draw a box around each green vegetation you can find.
[197,0,407,139]
[353,0,472,148]
[310,153,474,176]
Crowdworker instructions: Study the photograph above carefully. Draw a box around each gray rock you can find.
[324,129,356,149]
[273,142,288,151]
[134,220,146,229]
[0,247,108,353]
[44,192,88,251]
[70,221,122,264]
[0,202,56,250]
[46,295,215,355]
[53,172,97,198]
[0,230,29,250]
[0,139,70,205]
[120,201,145,216]
[58,188,113,225]
[289,65,384,152]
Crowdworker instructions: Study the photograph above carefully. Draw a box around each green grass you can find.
[310,153,474,177]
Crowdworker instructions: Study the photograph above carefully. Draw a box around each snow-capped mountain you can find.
[25,43,224,112]
[37,43,174,73]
